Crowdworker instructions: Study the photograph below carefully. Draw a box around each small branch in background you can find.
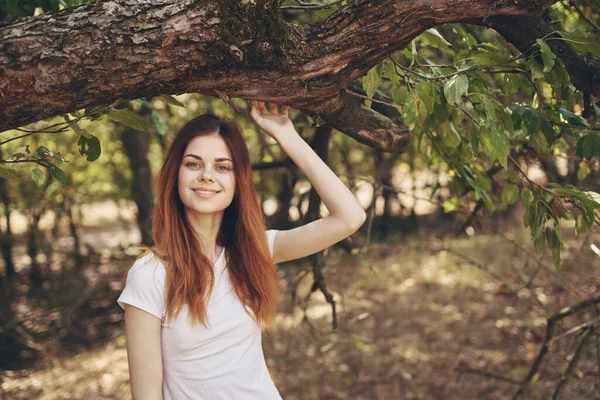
[0,159,43,164]
[566,0,600,35]
[456,366,521,386]
[513,297,600,399]
[343,89,398,109]
[0,106,105,146]
[310,255,338,329]
[455,199,484,236]
[551,327,594,400]
[496,227,600,315]
[439,247,545,316]
[547,319,599,345]
[596,333,600,390]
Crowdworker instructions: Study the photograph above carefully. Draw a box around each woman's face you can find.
[177,134,236,218]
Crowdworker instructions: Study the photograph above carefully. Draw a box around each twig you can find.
[456,366,521,386]
[548,318,600,345]
[343,89,399,108]
[551,327,594,400]
[440,247,546,317]
[0,159,43,164]
[310,254,337,329]
[0,106,105,146]
[514,297,600,399]
[565,0,600,35]
[494,229,590,314]
[596,333,600,390]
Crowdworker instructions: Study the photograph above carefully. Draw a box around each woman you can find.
[117,101,366,400]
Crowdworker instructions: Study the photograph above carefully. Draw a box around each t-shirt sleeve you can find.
[117,253,166,321]
[265,229,278,259]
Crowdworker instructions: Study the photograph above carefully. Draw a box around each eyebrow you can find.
[183,154,232,163]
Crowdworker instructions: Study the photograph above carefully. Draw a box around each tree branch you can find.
[0,0,563,153]
[482,14,600,98]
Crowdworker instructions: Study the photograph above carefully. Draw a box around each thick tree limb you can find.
[0,0,560,152]
[484,15,600,98]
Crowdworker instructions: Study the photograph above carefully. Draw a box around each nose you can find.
[198,166,214,182]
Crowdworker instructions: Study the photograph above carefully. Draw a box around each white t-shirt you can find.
[117,230,282,400]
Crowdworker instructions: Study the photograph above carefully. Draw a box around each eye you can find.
[186,162,200,168]
[216,165,231,172]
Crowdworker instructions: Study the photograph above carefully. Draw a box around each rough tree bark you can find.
[1,0,598,153]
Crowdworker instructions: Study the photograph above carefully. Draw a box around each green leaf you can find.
[31,168,44,182]
[561,30,600,56]
[552,246,561,269]
[362,64,382,108]
[152,111,167,136]
[503,168,520,184]
[502,184,520,205]
[443,74,469,106]
[479,126,497,163]
[529,131,549,154]
[0,165,18,180]
[556,106,589,127]
[521,187,534,207]
[442,197,458,213]
[385,60,401,87]
[577,161,591,181]
[576,133,600,160]
[537,39,556,73]
[431,182,441,199]
[415,81,436,114]
[107,109,152,132]
[584,190,600,206]
[50,166,68,185]
[521,108,541,135]
[422,28,454,50]
[489,123,509,168]
[475,171,492,192]
[539,121,555,145]
[442,122,462,149]
[78,135,102,162]
[532,220,545,254]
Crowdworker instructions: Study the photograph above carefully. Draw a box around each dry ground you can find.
[1,218,600,400]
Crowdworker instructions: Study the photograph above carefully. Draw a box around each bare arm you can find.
[250,101,366,263]
[124,304,163,400]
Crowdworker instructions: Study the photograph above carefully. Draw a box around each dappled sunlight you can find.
[2,219,600,399]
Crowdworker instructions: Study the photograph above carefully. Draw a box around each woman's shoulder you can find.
[127,250,167,282]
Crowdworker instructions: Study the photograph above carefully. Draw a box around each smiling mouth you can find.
[192,189,222,195]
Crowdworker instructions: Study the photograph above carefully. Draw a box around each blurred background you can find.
[2,1,600,399]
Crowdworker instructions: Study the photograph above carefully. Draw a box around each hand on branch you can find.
[249,101,295,141]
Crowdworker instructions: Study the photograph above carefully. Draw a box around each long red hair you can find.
[150,114,279,327]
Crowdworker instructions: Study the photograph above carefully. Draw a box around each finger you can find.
[258,101,269,114]
[281,105,289,115]
[268,102,279,114]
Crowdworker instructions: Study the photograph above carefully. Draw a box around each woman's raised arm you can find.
[250,101,367,264]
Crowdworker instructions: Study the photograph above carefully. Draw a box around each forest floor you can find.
[1,212,600,400]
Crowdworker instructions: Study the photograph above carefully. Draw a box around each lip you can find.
[191,187,222,198]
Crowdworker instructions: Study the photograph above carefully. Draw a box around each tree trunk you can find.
[27,210,43,292]
[3,0,596,153]
[271,168,298,230]
[0,150,14,279]
[119,125,154,246]
[303,125,332,224]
